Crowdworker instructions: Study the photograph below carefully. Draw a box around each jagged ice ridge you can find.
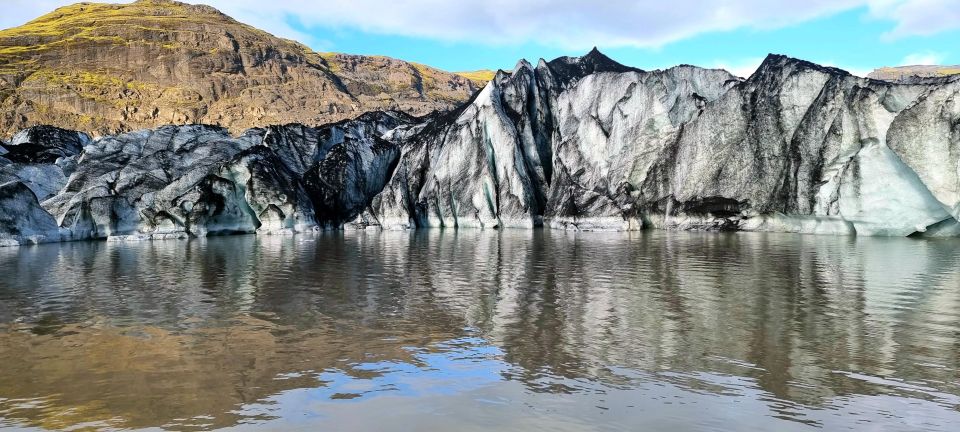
[2,50,959,246]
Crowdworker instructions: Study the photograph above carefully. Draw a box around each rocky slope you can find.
[0,0,485,137]
[869,65,960,82]
[3,50,960,245]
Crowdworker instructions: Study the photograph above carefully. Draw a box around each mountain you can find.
[0,0,485,137]
[868,65,960,82]
[3,50,960,246]
[453,70,497,82]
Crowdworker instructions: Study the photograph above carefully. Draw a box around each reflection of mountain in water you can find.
[1,231,959,429]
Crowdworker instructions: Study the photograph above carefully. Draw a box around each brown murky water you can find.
[1,230,959,431]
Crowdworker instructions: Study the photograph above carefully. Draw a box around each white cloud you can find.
[2,0,957,53]
[0,0,868,49]
[0,0,122,30]
[201,0,960,49]
[837,66,875,77]
[204,0,872,49]
[711,57,765,78]
[900,51,947,65]
[869,0,960,39]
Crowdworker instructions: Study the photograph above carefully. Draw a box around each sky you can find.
[1,0,959,77]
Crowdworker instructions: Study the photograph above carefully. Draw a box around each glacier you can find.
[2,51,959,245]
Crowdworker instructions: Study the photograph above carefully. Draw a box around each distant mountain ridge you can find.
[868,65,960,82]
[0,0,489,136]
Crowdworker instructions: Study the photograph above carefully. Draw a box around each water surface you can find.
[1,231,959,431]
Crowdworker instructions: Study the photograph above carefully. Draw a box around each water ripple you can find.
[0,230,959,430]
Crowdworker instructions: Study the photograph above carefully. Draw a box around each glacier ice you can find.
[2,51,960,245]
[368,51,960,237]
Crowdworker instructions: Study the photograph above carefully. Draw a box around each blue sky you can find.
[288,6,957,76]
[3,0,959,77]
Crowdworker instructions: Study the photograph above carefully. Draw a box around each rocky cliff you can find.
[0,0,485,137]
[3,50,960,246]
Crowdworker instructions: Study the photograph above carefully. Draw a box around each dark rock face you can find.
[3,51,960,245]
[3,126,90,164]
[303,140,400,229]
[0,125,90,202]
[301,113,407,228]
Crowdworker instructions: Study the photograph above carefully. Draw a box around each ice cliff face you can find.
[369,50,740,230]
[366,51,960,237]
[2,50,960,245]
[1,113,410,245]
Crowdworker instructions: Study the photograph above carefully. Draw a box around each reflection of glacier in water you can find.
[1,231,959,431]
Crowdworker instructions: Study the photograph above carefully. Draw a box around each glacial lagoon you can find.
[1,230,959,431]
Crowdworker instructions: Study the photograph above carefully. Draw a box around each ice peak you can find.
[540,48,642,86]
[752,54,851,80]
[513,59,534,74]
